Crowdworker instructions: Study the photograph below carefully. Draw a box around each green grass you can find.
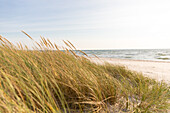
[0,33,169,112]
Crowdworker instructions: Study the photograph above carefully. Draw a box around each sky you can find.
[0,0,170,49]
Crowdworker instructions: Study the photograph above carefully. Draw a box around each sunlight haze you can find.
[0,0,170,49]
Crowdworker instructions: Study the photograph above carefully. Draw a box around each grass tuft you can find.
[0,33,169,112]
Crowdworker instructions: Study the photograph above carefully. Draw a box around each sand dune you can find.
[90,58,170,84]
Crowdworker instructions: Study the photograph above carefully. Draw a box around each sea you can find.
[76,49,170,62]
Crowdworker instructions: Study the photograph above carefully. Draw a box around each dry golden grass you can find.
[0,32,169,112]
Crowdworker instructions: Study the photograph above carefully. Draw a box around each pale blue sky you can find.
[0,0,170,49]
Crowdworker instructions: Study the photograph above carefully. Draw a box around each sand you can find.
[90,58,170,84]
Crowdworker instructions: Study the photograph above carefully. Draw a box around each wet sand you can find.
[90,58,170,84]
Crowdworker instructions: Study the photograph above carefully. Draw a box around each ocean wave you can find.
[156,57,170,60]
[157,53,167,56]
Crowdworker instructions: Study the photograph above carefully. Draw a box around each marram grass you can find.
[0,33,169,113]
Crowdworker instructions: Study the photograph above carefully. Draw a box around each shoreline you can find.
[90,57,170,63]
[90,57,170,84]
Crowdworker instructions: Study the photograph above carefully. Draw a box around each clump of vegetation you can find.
[0,32,169,112]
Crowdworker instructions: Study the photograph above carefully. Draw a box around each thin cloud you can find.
[0,0,170,49]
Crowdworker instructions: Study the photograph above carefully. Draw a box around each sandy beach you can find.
[90,58,170,84]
